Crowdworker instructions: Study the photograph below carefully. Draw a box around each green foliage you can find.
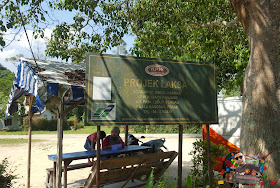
[0,65,14,119]
[184,175,192,188]
[66,106,85,122]
[146,168,154,188]
[0,125,113,135]
[132,125,146,133]
[132,125,201,134]
[221,85,241,97]
[0,64,14,78]
[188,139,228,187]
[22,117,73,131]
[127,0,249,93]
[1,0,250,93]
[0,158,17,188]
[5,54,24,64]
[145,169,177,188]
[1,1,129,62]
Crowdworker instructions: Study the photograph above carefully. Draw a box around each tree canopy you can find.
[126,0,249,93]
[0,0,129,63]
[0,0,250,93]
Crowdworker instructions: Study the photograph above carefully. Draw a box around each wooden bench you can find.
[84,151,178,188]
[45,162,92,188]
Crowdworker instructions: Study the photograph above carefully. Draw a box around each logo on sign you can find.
[91,103,116,120]
[145,64,169,77]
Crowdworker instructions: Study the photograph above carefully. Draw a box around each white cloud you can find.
[0,48,17,58]
[0,49,19,73]
[17,29,52,49]
[44,28,53,39]
[0,28,56,73]
[17,30,33,48]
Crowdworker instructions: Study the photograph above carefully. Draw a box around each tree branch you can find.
[187,18,239,28]
[2,26,22,48]
[0,0,10,8]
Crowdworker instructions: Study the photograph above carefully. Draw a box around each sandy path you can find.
[0,134,201,187]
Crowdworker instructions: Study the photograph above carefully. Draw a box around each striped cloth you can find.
[5,60,39,119]
[5,60,85,119]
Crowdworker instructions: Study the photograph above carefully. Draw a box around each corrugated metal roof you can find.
[5,58,86,118]
[21,58,86,86]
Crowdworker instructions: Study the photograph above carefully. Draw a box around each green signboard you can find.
[85,53,217,125]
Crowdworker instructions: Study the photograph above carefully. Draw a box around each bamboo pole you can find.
[56,100,64,188]
[27,95,34,188]
[177,125,183,188]
[206,124,213,188]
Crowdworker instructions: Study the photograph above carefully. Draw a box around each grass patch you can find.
[64,126,113,134]
[0,139,44,145]
[0,126,114,135]
[0,125,202,135]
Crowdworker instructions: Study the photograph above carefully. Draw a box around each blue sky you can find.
[0,6,135,73]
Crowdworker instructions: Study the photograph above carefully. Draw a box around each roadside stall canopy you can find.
[5,57,86,188]
[5,58,85,118]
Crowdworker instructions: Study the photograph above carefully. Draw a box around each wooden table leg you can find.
[63,160,72,188]
[53,162,56,188]
[64,161,67,188]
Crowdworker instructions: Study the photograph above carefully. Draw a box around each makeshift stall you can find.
[6,54,218,188]
[5,58,85,188]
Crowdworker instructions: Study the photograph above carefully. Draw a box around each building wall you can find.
[4,118,19,130]
[210,96,242,148]
[39,110,57,120]
[0,120,4,129]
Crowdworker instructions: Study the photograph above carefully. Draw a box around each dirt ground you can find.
[0,134,201,188]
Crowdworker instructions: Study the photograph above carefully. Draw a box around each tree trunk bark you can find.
[231,0,280,186]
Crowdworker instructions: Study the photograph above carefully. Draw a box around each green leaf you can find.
[146,168,154,188]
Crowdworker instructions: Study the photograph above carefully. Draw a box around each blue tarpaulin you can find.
[5,58,85,119]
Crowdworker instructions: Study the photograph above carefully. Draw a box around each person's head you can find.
[111,127,120,137]
[100,131,106,139]
[234,151,246,166]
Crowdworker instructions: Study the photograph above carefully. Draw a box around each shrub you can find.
[189,139,228,187]
[0,158,17,188]
[130,124,202,134]
[76,121,84,129]
[132,125,146,133]
[22,116,73,131]
[121,125,133,133]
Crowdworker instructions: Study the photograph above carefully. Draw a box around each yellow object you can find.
[217,180,224,184]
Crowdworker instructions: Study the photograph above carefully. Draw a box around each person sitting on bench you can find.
[102,127,125,149]
[84,131,106,164]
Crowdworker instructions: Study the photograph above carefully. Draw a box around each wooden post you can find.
[96,126,101,188]
[206,124,213,188]
[56,100,64,188]
[27,95,34,188]
[125,125,128,145]
[177,125,183,188]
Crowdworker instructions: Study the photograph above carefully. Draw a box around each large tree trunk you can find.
[230,0,280,186]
